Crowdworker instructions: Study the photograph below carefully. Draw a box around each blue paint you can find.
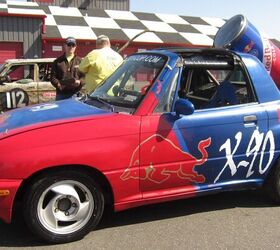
[0,99,110,133]
[239,53,280,102]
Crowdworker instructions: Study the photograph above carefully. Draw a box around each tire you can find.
[265,158,280,203]
[23,170,104,244]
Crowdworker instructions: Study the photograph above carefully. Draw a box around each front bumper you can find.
[0,179,22,223]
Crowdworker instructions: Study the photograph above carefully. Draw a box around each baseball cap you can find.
[65,37,77,46]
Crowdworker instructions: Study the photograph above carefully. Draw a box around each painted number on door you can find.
[5,88,29,109]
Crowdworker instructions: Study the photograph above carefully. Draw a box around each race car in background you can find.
[0,58,56,111]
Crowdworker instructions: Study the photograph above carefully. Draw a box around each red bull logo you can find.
[262,36,274,73]
[243,41,255,53]
[121,134,211,184]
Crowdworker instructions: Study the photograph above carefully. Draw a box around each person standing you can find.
[51,37,85,100]
[79,35,123,94]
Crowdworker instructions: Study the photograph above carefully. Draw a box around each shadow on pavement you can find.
[0,189,276,247]
[100,189,275,228]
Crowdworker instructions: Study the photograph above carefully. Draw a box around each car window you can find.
[38,63,52,81]
[91,54,167,112]
[179,64,256,110]
[5,64,35,83]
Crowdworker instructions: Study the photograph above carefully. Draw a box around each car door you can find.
[36,62,56,103]
[139,60,271,197]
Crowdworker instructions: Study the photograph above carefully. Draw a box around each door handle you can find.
[243,115,257,122]
[243,115,257,127]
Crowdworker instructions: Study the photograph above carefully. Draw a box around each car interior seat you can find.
[206,80,238,108]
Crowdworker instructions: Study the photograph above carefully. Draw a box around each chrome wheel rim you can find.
[37,180,94,234]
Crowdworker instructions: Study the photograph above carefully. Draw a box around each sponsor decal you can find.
[243,41,259,58]
[156,80,162,95]
[262,36,273,73]
[121,129,275,185]
[121,134,211,184]
[30,103,58,112]
[42,92,56,98]
[243,41,255,53]
[127,55,164,63]
[215,129,275,183]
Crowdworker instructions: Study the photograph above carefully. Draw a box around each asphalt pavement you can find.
[0,190,280,249]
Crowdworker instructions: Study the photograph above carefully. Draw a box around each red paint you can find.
[270,41,280,88]
[0,81,211,223]
[0,42,23,63]
[0,180,22,223]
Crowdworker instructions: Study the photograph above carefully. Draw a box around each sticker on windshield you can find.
[124,95,138,102]
[127,54,164,63]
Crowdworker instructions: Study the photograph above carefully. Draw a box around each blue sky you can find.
[130,0,280,40]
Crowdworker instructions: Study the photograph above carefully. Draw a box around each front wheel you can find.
[23,170,104,243]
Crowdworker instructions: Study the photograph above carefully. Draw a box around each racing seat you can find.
[206,80,238,108]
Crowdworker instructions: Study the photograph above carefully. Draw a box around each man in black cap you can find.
[50,37,85,100]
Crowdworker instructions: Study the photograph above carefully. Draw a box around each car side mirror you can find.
[174,98,194,116]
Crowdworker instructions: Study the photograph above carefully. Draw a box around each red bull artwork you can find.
[213,14,280,88]
[121,134,211,185]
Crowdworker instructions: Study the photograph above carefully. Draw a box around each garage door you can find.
[0,42,23,64]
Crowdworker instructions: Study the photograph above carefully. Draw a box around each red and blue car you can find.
[1,48,280,243]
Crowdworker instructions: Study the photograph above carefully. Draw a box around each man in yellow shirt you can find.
[79,35,123,94]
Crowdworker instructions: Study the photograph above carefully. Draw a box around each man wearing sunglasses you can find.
[51,37,85,100]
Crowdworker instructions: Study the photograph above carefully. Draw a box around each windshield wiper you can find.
[89,96,115,112]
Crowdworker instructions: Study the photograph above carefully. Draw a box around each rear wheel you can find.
[23,170,104,243]
[265,158,280,203]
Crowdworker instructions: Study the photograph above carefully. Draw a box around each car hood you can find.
[0,98,111,137]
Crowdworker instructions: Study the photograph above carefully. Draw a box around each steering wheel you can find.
[119,89,142,98]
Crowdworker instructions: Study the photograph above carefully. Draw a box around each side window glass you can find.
[39,63,52,81]
[6,64,34,83]
[183,65,255,110]
[226,67,255,104]
[6,65,24,82]
[25,65,34,80]
[181,69,217,109]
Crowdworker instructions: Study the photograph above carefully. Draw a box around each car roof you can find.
[151,47,236,57]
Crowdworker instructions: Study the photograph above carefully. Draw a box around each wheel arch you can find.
[13,164,114,219]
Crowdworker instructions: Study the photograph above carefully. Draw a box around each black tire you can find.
[23,170,104,244]
[264,158,280,203]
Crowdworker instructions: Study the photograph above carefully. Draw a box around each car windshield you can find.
[89,53,167,113]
